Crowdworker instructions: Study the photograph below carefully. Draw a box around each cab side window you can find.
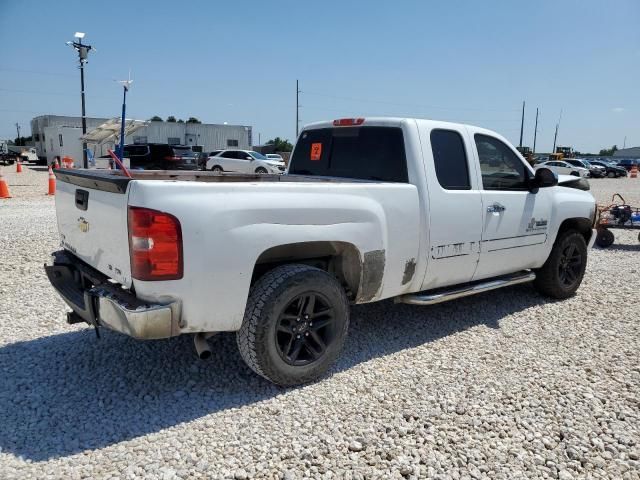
[430,129,471,190]
[221,151,237,159]
[474,134,529,190]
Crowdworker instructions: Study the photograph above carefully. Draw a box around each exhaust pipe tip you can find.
[193,332,217,360]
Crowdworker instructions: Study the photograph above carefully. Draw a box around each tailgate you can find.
[54,170,133,287]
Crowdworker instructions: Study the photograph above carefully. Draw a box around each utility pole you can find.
[296,80,301,138]
[519,101,525,148]
[532,108,539,155]
[15,123,21,145]
[623,136,626,149]
[67,32,93,168]
[552,108,563,154]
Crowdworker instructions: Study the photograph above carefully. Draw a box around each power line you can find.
[0,67,113,82]
[0,87,110,99]
[300,104,520,122]
[302,90,521,113]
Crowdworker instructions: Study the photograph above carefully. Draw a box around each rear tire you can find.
[237,264,349,386]
[595,228,614,248]
[534,230,587,299]
[211,165,223,173]
[607,171,616,178]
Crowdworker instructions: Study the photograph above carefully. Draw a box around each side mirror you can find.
[530,167,558,191]
[246,156,253,160]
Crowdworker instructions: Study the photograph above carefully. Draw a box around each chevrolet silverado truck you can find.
[46,117,596,386]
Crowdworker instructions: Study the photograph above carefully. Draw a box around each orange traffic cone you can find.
[631,165,638,179]
[0,171,11,198]
[47,166,56,195]
[16,160,22,173]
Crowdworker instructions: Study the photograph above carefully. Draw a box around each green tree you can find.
[149,115,163,122]
[598,145,618,156]
[266,137,293,152]
[13,135,32,146]
[166,116,177,122]
[186,117,201,124]
[177,119,185,123]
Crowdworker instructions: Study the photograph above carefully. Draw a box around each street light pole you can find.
[67,32,93,168]
[117,72,133,160]
[79,44,87,167]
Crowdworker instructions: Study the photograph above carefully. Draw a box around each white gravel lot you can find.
[1,166,639,479]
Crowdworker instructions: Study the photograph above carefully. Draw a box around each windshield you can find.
[248,151,268,160]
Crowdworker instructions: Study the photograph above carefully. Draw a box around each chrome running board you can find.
[395,270,536,306]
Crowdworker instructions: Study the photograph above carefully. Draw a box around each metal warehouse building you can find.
[30,115,253,163]
[613,146,640,158]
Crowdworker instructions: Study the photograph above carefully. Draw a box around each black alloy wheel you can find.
[557,243,583,288]
[275,293,335,366]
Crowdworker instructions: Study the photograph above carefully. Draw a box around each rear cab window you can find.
[289,126,408,182]
[430,129,471,190]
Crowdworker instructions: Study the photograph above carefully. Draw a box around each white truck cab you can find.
[46,117,596,385]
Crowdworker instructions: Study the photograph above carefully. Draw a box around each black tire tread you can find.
[237,264,348,385]
[534,230,587,299]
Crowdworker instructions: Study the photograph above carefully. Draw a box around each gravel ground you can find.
[1,167,639,479]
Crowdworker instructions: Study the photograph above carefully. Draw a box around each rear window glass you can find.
[124,145,148,156]
[289,126,408,182]
[430,129,470,190]
[172,146,196,157]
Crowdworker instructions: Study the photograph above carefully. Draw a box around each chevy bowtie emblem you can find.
[77,217,90,233]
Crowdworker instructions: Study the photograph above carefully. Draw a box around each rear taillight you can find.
[128,207,183,281]
[333,118,364,126]
[164,156,182,161]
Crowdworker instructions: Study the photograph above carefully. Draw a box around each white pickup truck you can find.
[46,117,596,386]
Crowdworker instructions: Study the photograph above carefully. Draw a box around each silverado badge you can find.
[77,217,90,233]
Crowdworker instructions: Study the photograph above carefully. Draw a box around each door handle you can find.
[487,203,506,213]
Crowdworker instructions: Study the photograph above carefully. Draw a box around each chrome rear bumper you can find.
[45,250,181,339]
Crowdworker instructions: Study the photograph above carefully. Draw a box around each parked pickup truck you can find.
[46,117,597,386]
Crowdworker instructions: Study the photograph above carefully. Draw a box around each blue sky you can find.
[1,0,638,153]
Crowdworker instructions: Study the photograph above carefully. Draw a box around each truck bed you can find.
[53,169,367,193]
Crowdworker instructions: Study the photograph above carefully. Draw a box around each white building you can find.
[31,115,253,164]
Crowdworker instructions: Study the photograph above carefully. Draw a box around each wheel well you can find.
[252,241,362,299]
[557,217,592,244]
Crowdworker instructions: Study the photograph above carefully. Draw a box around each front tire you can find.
[607,171,616,178]
[534,230,587,299]
[595,228,614,248]
[211,165,223,173]
[237,264,349,386]
[255,167,268,174]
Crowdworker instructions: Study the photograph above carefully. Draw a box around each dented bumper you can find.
[45,250,181,339]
